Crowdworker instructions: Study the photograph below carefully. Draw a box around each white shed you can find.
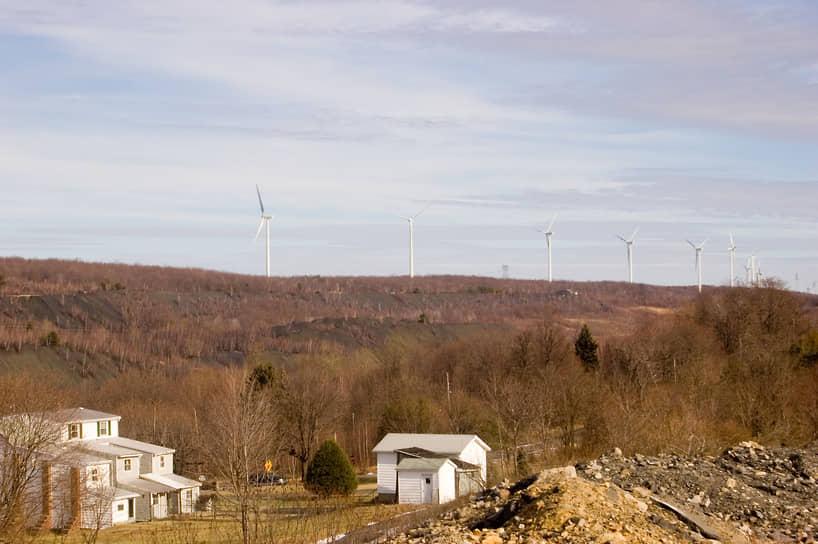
[372,433,491,503]
[396,457,456,505]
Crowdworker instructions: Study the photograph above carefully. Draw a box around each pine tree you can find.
[574,323,599,371]
[305,439,358,496]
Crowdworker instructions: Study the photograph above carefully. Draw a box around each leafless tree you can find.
[0,377,65,543]
[278,357,338,481]
[197,369,280,544]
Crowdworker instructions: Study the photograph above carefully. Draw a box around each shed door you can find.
[422,474,433,504]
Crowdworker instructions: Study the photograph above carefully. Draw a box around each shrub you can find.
[305,439,357,496]
[40,330,60,347]
[574,324,599,371]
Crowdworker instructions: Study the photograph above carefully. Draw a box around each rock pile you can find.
[383,466,744,544]
[381,442,818,544]
[576,441,818,543]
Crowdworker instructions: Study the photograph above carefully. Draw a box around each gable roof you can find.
[372,433,490,454]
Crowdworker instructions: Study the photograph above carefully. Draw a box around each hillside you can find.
[0,257,709,378]
[1,257,818,487]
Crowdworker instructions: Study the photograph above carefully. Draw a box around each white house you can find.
[1,407,200,531]
[372,433,490,504]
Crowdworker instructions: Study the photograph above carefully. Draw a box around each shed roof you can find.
[372,433,490,454]
[113,487,141,500]
[141,472,202,489]
[396,457,455,472]
[120,478,177,495]
[49,407,121,424]
[82,441,143,458]
[107,436,174,455]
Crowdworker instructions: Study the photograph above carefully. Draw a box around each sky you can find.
[1,0,817,289]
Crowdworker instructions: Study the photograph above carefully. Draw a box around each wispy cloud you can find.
[0,1,816,285]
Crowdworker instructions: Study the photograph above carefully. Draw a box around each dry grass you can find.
[26,485,419,544]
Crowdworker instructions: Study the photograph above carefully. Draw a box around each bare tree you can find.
[0,377,65,542]
[198,369,280,544]
[78,476,115,544]
[278,357,338,481]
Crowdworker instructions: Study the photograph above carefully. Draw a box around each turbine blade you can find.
[547,213,558,232]
[616,235,627,243]
[700,238,709,248]
[412,203,431,219]
[256,185,265,214]
[686,239,696,249]
[629,226,639,242]
[729,232,734,247]
[254,218,265,239]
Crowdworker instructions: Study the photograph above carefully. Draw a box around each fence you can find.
[333,495,472,544]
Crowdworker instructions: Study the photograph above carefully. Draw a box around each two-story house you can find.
[2,407,200,530]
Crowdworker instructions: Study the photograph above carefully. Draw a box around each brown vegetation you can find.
[1,257,818,494]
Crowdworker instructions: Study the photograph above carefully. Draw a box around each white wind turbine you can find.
[538,214,558,282]
[744,257,752,285]
[401,205,429,278]
[728,233,736,287]
[254,185,274,277]
[616,227,639,283]
[749,252,757,286]
[687,239,707,293]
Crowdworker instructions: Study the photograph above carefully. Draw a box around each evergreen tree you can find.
[305,439,358,496]
[574,324,599,371]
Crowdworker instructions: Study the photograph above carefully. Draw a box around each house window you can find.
[185,489,193,502]
[90,468,99,482]
[69,423,81,440]
[151,494,158,505]
[160,456,165,468]
[98,420,109,436]
[117,504,124,512]
[124,459,131,471]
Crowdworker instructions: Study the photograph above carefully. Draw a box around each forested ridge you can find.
[1,257,817,482]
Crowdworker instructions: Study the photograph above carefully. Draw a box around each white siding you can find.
[22,462,44,527]
[376,452,398,495]
[110,419,119,437]
[438,463,456,504]
[81,422,97,440]
[152,454,173,475]
[115,456,139,482]
[458,440,488,483]
[49,464,72,529]
[81,464,113,529]
[397,472,423,504]
[111,500,129,524]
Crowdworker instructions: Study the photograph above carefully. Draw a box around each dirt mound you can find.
[383,466,747,544]
[576,442,818,542]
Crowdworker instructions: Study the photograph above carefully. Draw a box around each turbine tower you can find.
[728,233,736,287]
[687,239,707,293]
[401,205,428,278]
[750,253,757,286]
[254,185,274,277]
[616,227,639,283]
[538,214,558,282]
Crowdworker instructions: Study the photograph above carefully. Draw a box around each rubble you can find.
[576,441,818,543]
[380,442,818,544]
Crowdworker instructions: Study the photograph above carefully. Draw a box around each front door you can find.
[422,474,433,504]
[128,498,134,519]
